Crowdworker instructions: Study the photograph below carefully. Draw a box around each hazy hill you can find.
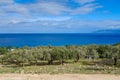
[94,29,120,33]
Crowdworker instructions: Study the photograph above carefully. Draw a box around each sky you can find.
[0,0,120,33]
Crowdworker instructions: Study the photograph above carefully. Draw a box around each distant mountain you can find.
[94,29,120,33]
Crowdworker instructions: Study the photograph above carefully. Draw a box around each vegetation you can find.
[0,44,120,74]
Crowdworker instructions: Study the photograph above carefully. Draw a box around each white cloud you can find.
[1,4,29,15]
[0,0,102,17]
[35,16,72,21]
[102,20,120,29]
[71,3,102,14]
[28,0,102,15]
[0,0,109,33]
[29,2,70,15]
[0,16,72,24]
[36,0,69,4]
[0,0,13,4]
[75,0,95,4]
[0,9,6,16]
[0,19,120,33]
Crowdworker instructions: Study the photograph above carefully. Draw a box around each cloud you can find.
[34,1,101,15]
[0,19,120,33]
[29,2,70,15]
[0,0,109,33]
[0,0,103,26]
[75,0,95,4]
[1,4,29,15]
[71,3,102,14]
[0,0,102,17]
[0,16,72,24]
[36,0,68,3]
[102,20,120,29]
[28,0,102,15]
[0,0,13,4]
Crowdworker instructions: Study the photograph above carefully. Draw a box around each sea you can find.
[0,33,120,47]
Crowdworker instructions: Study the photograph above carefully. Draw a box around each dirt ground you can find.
[0,74,120,80]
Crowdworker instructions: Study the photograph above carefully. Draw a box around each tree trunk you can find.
[35,58,38,66]
[48,60,53,65]
[61,60,64,65]
[1,59,3,64]
[114,57,117,66]
[75,54,80,62]
[59,59,64,65]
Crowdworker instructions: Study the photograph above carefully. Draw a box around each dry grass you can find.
[0,60,120,74]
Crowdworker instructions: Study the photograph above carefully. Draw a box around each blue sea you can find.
[0,33,120,47]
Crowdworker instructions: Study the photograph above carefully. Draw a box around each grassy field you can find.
[0,59,120,74]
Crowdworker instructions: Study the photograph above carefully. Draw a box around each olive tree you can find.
[110,46,120,65]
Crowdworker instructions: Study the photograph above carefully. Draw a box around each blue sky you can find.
[0,0,120,33]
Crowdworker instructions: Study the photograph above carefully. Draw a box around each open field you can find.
[0,74,120,80]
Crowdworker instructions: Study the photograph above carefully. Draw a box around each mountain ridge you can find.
[94,29,120,33]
